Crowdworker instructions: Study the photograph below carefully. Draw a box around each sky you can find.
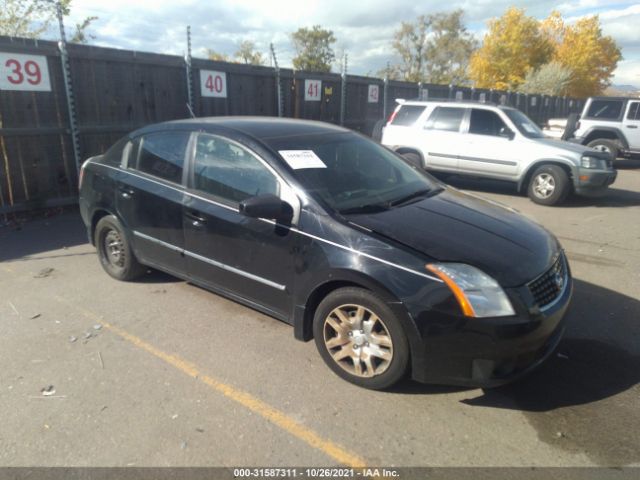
[61,0,640,87]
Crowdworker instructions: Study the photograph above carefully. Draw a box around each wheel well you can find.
[585,130,620,145]
[394,147,422,159]
[520,162,573,194]
[90,209,111,245]
[300,280,369,341]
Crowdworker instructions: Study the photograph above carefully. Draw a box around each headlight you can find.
[581,156,605,169]
[426,263,515,317]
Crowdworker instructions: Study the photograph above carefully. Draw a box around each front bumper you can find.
[407,272,573,387]
[574,168,617,196]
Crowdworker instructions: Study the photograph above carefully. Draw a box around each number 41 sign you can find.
[0,53,51,92]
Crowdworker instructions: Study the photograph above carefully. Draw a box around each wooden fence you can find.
[0,36,585,213]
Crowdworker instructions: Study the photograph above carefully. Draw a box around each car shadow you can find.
[441,175,640,208]
[396,279,640,465]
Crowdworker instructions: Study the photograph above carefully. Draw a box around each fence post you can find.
[55,0,81,174]
[185,25,195,117]
[270,44,283,117]
[340,53,347,126]
[383,74,389,120]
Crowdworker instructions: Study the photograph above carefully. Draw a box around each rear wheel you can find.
[95,215,145,281]
[400,152,423,169]
[313,287,409,390]
[587,139,619,160]
[527,165,570,206]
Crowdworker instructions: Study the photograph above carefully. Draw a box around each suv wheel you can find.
[95,215,146,281]
[313,287,409,390]
[587,139,619,160]
[527,165,570,206]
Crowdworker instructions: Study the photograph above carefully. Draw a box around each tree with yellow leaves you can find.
[470,7,621,97]
[469,7,553,91]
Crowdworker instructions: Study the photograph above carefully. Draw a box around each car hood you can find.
[534,137,608,158]
[347,188,559,287]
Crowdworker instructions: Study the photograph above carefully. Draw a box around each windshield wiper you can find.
[338,203,390,215]
[389,187,442,207]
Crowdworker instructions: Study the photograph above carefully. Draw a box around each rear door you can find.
[458,108,519,179]
[116,130,191,275]
[623,101,640,150]
[421,106,465,170]
[182,132,297,318]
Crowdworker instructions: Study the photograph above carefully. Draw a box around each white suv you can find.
[381,100,617,205]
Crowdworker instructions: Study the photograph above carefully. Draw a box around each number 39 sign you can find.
[0,53,51,92]
[200,70,227,98]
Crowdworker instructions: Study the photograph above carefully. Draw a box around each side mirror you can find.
[499,127,515,140]
[238,194,292,220]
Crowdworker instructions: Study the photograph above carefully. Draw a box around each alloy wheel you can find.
[533,173,556,199]
[323,304,393,378]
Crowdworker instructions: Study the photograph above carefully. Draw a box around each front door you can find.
[623,101,640,150]
[183,133,296,318]
[116,131,191,275]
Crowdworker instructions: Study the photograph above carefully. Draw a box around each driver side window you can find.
[192,134,279,204]
[469,109,508,136]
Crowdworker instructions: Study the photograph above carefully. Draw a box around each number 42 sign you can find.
[0,53,51,92]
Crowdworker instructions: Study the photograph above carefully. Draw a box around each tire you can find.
[313,287,410,390]
[561,113,580,141]
[371,119,385,142]
[587,138,619,160]
[401,152,423,169]
[527,165,571,206]
[95,215,146,281]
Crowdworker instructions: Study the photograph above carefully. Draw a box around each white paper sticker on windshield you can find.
[521,123,537,133]
[278,150,327,169]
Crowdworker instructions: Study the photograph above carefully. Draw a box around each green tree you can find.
[234,40,265,65]
[518,61,573,96]
[391,15,429,82]
[0,0,98,42]
[291,25,336,72]
[469,7,554,90]
[423,10,477,84]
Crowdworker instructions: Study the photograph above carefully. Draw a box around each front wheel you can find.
[95,215,146,281]
[313,287,410,390]
[527,165,570,206]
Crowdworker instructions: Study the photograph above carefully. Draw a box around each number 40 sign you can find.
[0,53,51,91]
[200,70,227,98]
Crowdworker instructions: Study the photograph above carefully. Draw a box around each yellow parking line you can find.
[53,295,367,468]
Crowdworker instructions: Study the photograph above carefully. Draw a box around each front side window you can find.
[192,134,279,203]
[469,109,508,136]
[425,107,465,132]
[586,100,623,120]
[627,102,640,120]
[135,131,190,183]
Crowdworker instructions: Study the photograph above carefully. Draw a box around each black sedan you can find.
[79,117,572,390]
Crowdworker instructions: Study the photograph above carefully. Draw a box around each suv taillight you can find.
[387,107,400,125]
[78,159,90,191]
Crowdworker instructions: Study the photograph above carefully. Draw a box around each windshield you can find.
[265,132,441,214]
[502,108,545,138]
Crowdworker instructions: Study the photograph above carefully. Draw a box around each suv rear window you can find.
[585,100,623,120]
[391,105,426,126]
[425,107,465,132]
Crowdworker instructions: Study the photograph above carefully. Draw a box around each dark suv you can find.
[79,117,572,389]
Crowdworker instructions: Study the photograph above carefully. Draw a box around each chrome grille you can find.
[528,254,567,308]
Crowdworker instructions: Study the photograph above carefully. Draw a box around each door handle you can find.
[185,210,207,226]
[626,125,638,129]
[118,186,135,198]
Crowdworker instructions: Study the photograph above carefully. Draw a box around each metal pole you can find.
[340,53,347,126]
[185,25,194,117]
[270,43,283,117]
[55,0,81,174]
[382,62,389,120]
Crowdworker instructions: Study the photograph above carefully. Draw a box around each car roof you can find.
[397,100,517,111]
[131,116,350,141]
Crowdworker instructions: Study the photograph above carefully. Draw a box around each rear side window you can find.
[585,100,623,120]
[425,107,465,132]
[627,102,640,120]
[135,131,190,183]
[391,105,426,126]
